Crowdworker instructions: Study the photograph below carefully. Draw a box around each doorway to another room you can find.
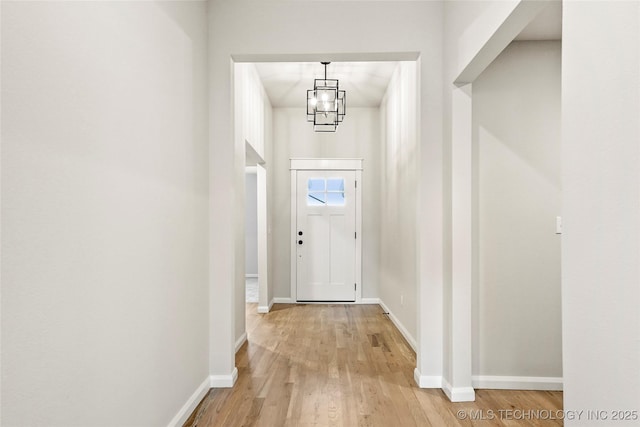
[244,138,269,314]
[245,169,259,304]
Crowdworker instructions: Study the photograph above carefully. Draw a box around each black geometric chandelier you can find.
[306,62,346,132]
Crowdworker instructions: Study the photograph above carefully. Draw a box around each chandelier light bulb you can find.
[321,93,328,102]
[310,97,317,106]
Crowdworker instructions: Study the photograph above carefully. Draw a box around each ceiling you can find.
[253,3,561,109]
[254,61,398,108]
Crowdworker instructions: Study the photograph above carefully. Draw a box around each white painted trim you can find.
[413,369,442,388]
[291,161,363,303]
[442,378,476,402]
[294,300,375,305]
[290,169,297,302]
[245,273,258,279]
[235,332,247,353]
[454,0,550,84]
[166,376,210,427]
[451,83,474,396]
[355,169,363,303]
[472,375,563,391]
[256,164,269,311]
[233,52,419,63]
[271,297,379,306]
[257,298,274,313]
[290,158,363,171]
[379,300,417,352]
[210,368,238,388]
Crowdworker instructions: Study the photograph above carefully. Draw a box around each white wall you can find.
[1,2,209,425]
[272,108,381,300]
[446,0,519,79]
[443,0,509,389]
[562,2,640,424]
[472,41,562,380]
[245,172,258,276]
[265,106,275,307]
[233,64,272,344]
[239,65,266,160]
[379,62,419,345]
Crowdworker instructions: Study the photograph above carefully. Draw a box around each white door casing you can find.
[290,159,362,303]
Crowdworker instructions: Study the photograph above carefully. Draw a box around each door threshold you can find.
[296,300,356,304]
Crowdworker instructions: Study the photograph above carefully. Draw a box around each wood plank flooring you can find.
[184,304,563,426]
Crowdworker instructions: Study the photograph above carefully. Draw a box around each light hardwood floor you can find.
[184,304,563,426]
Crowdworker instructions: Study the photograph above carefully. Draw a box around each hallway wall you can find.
[272,108,381,300]
[379,62,419,346]
[233,64,273,345]
[562,2,640,424]
[245,172,258,276]
[472,41,562,382]
[1,2,209,425]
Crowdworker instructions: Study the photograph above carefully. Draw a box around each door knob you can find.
[298,240,303,245]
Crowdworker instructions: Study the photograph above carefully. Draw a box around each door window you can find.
[307,178,345,206]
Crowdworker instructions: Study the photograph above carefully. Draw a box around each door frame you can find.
[290,158,363,303]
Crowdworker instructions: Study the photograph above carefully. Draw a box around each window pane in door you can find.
[327,178,345,192]
[308,178,325,192]
[326,192,345,206]
[307,192,326,206]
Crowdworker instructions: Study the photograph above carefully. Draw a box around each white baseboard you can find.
[442,378,476,402]
[378,299,417,352]
[210,367,238,388]
[235,332,247,353]
[472,375,563,391]
[257,298,275,313]
[413,369,442,388]
[245,274,258,278]
[272,297,381,305]
[167,376,210,427]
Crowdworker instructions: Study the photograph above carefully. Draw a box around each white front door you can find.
[296,170,357,301]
